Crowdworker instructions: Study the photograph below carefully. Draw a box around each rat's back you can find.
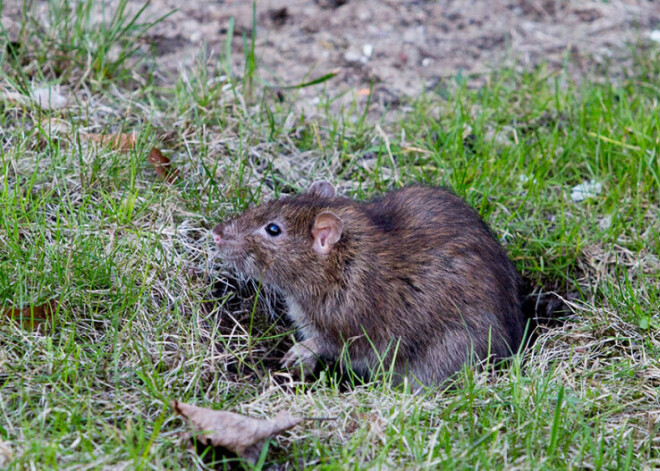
[352,186,524,384]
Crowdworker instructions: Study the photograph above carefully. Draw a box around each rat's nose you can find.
[212,226,224,245]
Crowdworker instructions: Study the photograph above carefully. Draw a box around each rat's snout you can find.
[212,225,224,245]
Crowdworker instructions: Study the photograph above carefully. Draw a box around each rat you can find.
[212,181,524,388]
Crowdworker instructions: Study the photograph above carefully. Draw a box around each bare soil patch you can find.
[144,0,658,110]
[3,1,657,113]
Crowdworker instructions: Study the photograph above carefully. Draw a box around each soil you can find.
[140,0,660,112]
[2,0,659,112]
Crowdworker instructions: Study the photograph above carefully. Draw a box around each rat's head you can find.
[212,181,346,290]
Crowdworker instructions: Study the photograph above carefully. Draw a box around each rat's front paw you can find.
[281,337,320,377]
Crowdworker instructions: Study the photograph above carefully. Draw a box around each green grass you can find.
[1,1,660,469]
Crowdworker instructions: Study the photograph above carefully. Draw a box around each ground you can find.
[1,0,660,470]
[3,0,659,113]
[142,0,660,108]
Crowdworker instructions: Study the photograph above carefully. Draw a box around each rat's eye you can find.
[265,223,282,237]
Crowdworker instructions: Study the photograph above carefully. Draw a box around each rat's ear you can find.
[312,211,343,255]
[307,180,336,199]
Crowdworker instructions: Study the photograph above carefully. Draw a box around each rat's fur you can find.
[213,183,524,387]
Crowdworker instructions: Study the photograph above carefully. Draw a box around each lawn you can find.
[1,1,659,469]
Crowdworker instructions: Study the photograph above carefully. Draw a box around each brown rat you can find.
[212,181,524,387]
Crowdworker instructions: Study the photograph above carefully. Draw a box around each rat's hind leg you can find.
[406,330,477,386]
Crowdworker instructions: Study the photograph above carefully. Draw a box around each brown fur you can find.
[213,184,524,387]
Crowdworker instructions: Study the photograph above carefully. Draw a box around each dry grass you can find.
[1,1,660,469]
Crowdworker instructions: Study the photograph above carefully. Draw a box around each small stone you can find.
[570,179,602,202]
[344,50,362,63]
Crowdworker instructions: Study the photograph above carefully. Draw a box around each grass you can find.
[1,0,660,469]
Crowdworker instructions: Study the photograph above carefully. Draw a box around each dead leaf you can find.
[3,86,69,110]
[40,118,72,135]
[148,147,179,183]
[2,300,58,330]
[32,85,68,110]
[401,146,431,154]
[357,88,371,96]
[171,400,303,464]
[0,439,13,468]
[1,90,25,105]
[83,131,137,152]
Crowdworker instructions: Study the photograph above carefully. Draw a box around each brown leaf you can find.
[32,86,68,110]
[171,400,303,464]
[40,118,72,135]
[3,86,68,110]
[2,300,58,330]
[0,438,13,468]
[83,131,137,152]
[148,147,179,183]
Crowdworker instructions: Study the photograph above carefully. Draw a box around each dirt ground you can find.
[141,0,659,110]
[2,1,659,113]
